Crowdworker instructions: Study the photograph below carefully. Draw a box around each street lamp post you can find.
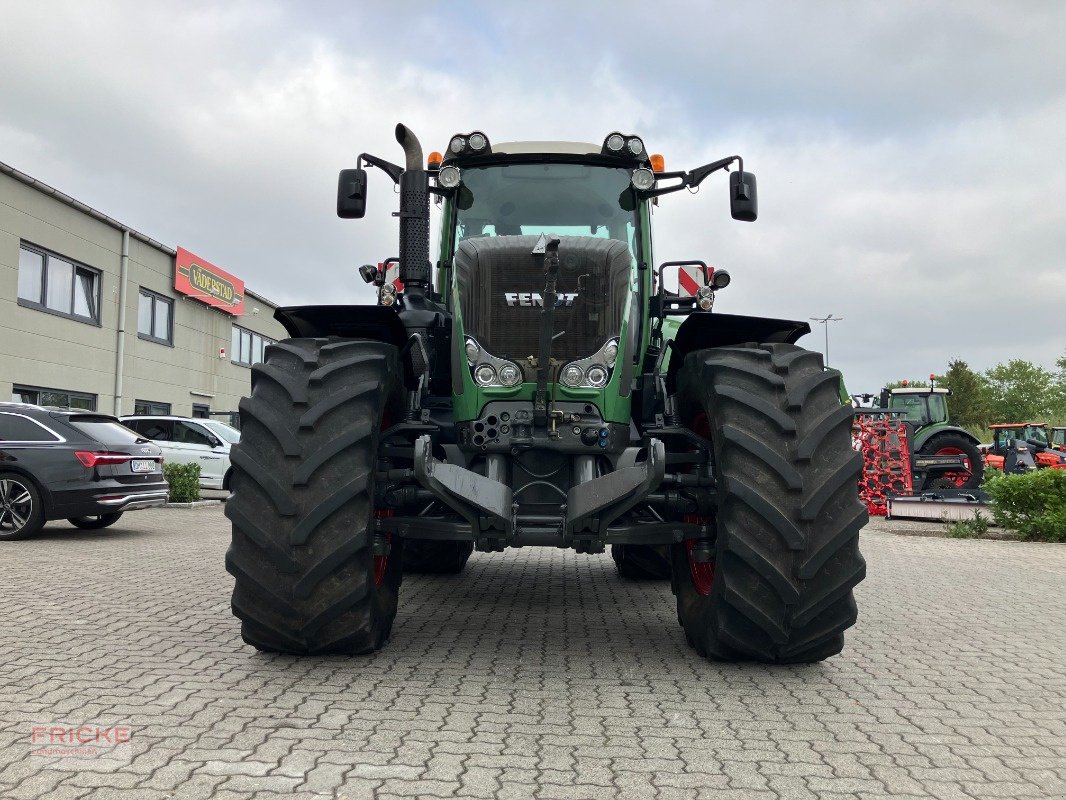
[809,314,843,367]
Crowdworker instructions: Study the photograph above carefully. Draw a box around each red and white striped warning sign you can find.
[378,261,404,292]
[677,265,713,297]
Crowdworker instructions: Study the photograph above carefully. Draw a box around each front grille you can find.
[454,235,631,365]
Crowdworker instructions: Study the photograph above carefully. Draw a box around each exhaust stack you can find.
[395,123,430,291]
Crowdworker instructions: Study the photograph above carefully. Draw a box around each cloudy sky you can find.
[2,1,1064,392]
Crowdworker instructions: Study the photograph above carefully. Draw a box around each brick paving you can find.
[1,506,1064,799]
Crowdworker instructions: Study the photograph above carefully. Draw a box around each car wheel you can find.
[67,513,125,530]
[0,472,46,541]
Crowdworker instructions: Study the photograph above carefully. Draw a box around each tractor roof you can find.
[990,422,1047,428]
[889,387,949,394]
[491,141,603,157]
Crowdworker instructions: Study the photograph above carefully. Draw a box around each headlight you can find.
[449,136,465,154]
[558,338,620,389]
[474,364,496,386]
[464,337,480,364]
[631,167,655,190]
[606,133,625,152]
[498,363,522,387]
[586,366,609,387]
[468,132,487,151]
[438,165,461,189]
[561,365,584,387]
[627,137,645,156]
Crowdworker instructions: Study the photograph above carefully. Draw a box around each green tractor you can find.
[225,124,867,663]
[877,384,983,490]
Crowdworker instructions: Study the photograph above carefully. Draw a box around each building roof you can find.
[0,159,279,309]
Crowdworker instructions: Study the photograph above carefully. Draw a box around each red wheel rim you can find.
[686,418,715,595]
[373,510,393,588]
[934,445,972,487]
[373,547,389,587]
[686,539,716,596]
[373,409,396,589]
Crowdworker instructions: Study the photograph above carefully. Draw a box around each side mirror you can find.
[337,168,368,218]
[729,170,758,222]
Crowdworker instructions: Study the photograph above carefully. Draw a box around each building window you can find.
[12,384,96,411]
[134,400,172,416]
[231,324,275,367]
[192,403,210,419]
[137,289,174,345]
[16,242,101,324]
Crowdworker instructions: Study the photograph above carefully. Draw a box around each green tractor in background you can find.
[225,124,867,664]
[877,383,983,490]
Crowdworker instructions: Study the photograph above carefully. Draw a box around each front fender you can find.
[913,424,981,452]
[665,312,810,388]
[274,305,409,349]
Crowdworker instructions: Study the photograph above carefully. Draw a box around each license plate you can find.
[131,459,157,473]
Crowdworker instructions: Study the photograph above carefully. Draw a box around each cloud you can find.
[2,1,1064,394]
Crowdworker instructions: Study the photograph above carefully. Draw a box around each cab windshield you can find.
[453,164,639,258]
[888,393,948,426]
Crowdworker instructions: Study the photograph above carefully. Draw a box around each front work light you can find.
[631,167,655,190]
[438,165,462,189]
[606,133,625,152]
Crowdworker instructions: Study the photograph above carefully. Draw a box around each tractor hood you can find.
[454,235,631,378]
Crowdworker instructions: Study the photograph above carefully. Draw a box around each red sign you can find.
[174,247,245,315]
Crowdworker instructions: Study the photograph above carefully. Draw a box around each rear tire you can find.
[225,337,405,655]
[611,544,672,580]
[673,343,867,663]
[67,513,123,530]
[403,539,474,574]
[920,434,983,490]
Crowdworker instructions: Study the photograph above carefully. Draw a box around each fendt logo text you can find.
[504,292,578,308]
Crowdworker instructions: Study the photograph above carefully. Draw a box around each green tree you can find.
[938,359,991,430]
[983,359,1058,421]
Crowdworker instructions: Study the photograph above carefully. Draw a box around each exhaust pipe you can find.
[395,124,424,172]
[395,123,430,290]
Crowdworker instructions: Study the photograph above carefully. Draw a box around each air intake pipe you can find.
[395,123,431,292]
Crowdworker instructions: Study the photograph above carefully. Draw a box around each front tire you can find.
[673,343,867,663]
[67,513,123,530]
[225,337,405,655]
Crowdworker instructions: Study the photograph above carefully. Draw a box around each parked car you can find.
[120,415,237,490]
[0,402,167,540]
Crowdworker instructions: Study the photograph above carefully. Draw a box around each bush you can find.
[983,469,1066,542]
[945,510,991,539]
[163,463,201,503]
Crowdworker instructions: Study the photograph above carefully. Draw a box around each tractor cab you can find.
[987,423,1066,470]
[1051,426,1066,452]
[882,387,950,428]
[990,423,1050,454]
